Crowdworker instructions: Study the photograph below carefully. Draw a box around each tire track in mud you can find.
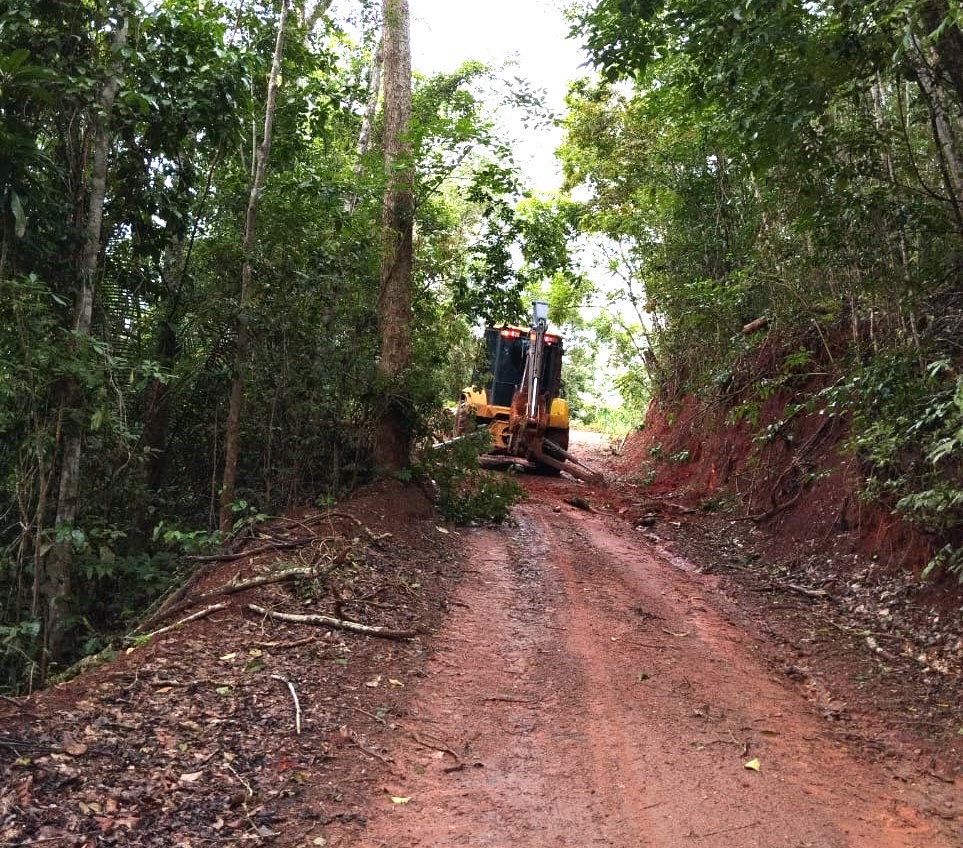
[341,499,959,848]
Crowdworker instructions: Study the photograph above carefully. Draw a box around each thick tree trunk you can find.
[219,0,290,532]
[374,0,414,473]
[42,13,129,667]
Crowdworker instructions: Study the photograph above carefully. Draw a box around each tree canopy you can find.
[0,0,573,687]
[2,0,962,691]
[565,0,963,575]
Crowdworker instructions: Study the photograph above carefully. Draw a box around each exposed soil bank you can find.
[620,393,936,573]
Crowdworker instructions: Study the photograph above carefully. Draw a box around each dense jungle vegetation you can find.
[0,0,584,689]
[1,0,962,692]
[564,0,963,577]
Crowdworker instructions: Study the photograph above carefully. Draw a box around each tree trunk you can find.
[346,30,384,214]
[920,2,963,108]
[375,0,414,473]
[304,0,334,34]
[907,22,963,235]
[219,0,290,531]
[142,236,186,493]
[42,13,129,668]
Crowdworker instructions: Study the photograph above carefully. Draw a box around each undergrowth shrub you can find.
[821,351,963,579]
[417,434,526,525]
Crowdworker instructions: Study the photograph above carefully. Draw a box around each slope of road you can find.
[334,438,960,847]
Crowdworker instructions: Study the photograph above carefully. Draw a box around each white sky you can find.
[409,0,589,192]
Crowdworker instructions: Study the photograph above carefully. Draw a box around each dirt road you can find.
[2,436,958,847]
[340,436,959,847]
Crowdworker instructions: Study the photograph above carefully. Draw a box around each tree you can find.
[220,0,292,531]
[0,0,566,689]
[567,0,963,576]
[374,0,414,473]
[43,5,129,666]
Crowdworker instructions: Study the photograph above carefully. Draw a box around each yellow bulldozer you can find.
[452,301,603,484]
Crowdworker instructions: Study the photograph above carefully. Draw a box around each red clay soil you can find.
[1,436,961,847]
[620,394,934,572]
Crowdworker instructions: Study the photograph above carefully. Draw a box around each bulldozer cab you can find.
[481,325,563,410]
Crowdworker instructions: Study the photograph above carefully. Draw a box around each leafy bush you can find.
[0,618,41,694]
[826,354,963,580]
[417,433,525,525]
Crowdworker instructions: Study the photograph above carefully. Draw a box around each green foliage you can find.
[0,0,560,689]
[152,522,221,556]
[0,619,40,694]
[418,436,526,525]
[567,1,963,578]
[586,404,640,437]
[834,357,963,579]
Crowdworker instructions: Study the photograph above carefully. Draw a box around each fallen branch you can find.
[350,736,394,765]
[352,705,387,724]
[129,531,318,633]
[132,564,214,635]
[785,582,830,599]
[271,673,302,734]
[250,635,317,650]
[286,511,393,546]
[410,731,461,763]
[142,603,227,640]
[741,316,769,334]
[687,820,759,839]
[185,536,319,563]
[481,695,535,705]
[246,603,418,640]
[131,564,334,640]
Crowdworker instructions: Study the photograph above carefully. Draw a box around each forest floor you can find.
[1,431,961,847]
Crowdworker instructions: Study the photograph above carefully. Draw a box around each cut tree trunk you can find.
[374,0,414,473]
[220,0,290,531]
